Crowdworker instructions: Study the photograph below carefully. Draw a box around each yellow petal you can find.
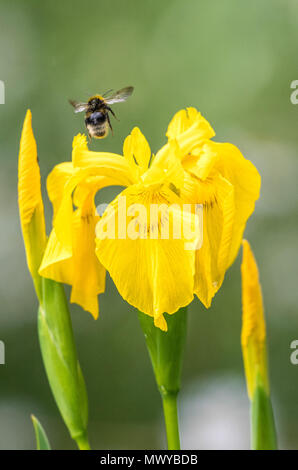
[40,155,111,318]
[18,110,46,299]
[181,139,261,308]
[47,162,75,220]
[241,240,268,399]
[166,107,215,141]
[182,141,218,181]
[70,196,106,319]
[213,141,261,268]
[39,228,73,285]
[72,133,88,153]
[53,174,78,251]
[52,167,127,251]
[73,175,116,208]
[95,186,197,330]
[49,133,135,250]
[123,127,151,176]
[157,109,214,170]
[142,140,184,189]
[193,174,235,307]
[51,165,111,251]
[72,134,134,186]
[39,193,105,319]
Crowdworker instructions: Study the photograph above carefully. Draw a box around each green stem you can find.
[251,384,277,450]
[138,307,187,451]
[38,278,89,448]
[75,433,91,450]
[161,392,180,450]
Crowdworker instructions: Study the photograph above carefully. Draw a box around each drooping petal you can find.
[39,190,106,319]
[179,136,261,308]
[193,174,235,307]
[40,134,131,318]
[95,186,198,330]
[39,228,73,285]
[213,141,261,268]
[70,194,106,318]
[40,174,112,319]
[50,167,111,252]
[50,134,135,251]
[52,166,131,252]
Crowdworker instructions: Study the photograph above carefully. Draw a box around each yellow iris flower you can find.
[39,119,203,330]
[38,107,261,331]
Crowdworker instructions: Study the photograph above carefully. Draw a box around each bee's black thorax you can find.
[87,97,106,113]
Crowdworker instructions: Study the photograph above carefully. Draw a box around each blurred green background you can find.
[0,0,298,449]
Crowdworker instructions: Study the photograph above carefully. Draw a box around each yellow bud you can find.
[18,110,47,301]
[241,239,269,399]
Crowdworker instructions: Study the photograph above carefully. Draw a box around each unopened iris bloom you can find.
[18,110,47,301]
[241,239,268,399]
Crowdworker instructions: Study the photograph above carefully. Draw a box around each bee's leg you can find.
[107,106,119,121]
[107,113,114,136]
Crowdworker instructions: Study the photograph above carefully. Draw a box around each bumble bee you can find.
[69,86,134,139]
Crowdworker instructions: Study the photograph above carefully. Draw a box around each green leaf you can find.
[31,415,51,450]
[38,278,89,446]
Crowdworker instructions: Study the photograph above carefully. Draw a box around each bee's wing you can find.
[102,88,114,98]
[69,99,88,113]
[104,86,134,105]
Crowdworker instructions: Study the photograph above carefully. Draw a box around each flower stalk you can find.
[138,307,187,450]
[161,392,180,450]
[251,374,277,450]
[241,240,277,450]
[38,278,90,449]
